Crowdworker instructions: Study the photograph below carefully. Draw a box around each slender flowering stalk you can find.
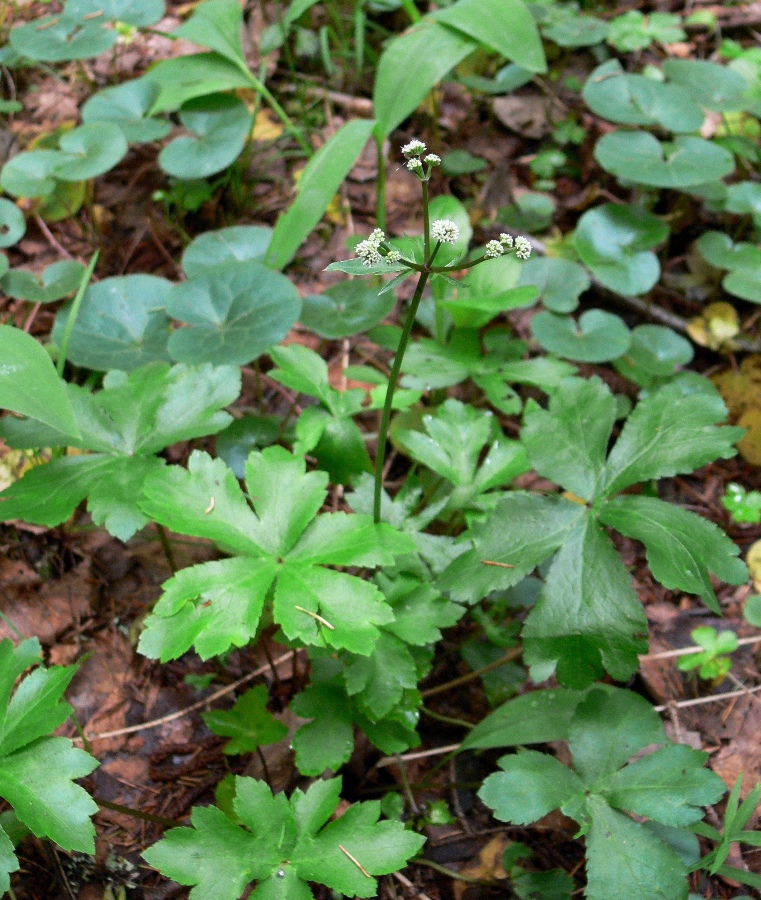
[347,138,532,521]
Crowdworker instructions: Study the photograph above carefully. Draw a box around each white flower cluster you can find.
[355,229,404,267]
[482,232,532,260]
[355,228,386,267]
[401,138,441,179]
[431,219,459,244]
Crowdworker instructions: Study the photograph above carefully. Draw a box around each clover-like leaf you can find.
[299,281,395,339]
[661,59,747,112]
[574,203,668,296]
[166,260,301,365]
[614,324,694,389]
[0,362,240,540]
[159,94,252,180]
[54,124,128,181]
[519,256,589,312]
[0,150,61,198]
[2,260,84,303]
[595,132,734,189]
[0,198,25,249]
[82,79,171,143]
[182,225,273,277]
[531,309,632,363]
[53,274,173,371]
[583,60,704,133]
[10,16,115,62]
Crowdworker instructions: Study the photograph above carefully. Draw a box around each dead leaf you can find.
[493,94,564,139]
[687,301,739,350]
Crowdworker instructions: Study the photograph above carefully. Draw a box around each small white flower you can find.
[499,233,514,248]
[407,158,423,171]
[356,231,385,267]
[424,153,441,166]
[514,236,532,260]
[401,139,427,158]
[431,219,459,244]
[385,250,402,264]
[484,240,505,259]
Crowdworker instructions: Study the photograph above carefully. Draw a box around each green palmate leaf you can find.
[82,80,171,143]
[144,776,424,900]
[599,496,747,614]
[182,225,273,277]
[522,515,648,686]
[174,0,250,75]
[9,16,115,63]
[0,638,98,880]
[343,631,419,720]
[431,0,545,73]
[145,53,254,114]
[531,310,632,363]
[0,363,239,540]
[582,60,704,133]
[601,383,743,496]
[300,281,395,339]
[522,376,617,501]
[203,685,288,755]
[574,203,668,296]
[0,198,25,249]
[66,0,166,27]
[54,124,128,181]
[568,690,666,785]
[479,749,584,825]
[2,260,85,303]
[373,21,475,140]
[290,679,356,774]
[594,132,734,189]
[53,274,173,371]
[267,118,376,269]
[166,260,301,365]
[601,744,725,826]
[395,399,528,514]
[519,256,590,313]
[138,447,413,660]
[0,325,79,437]
[585,797,689,900]
[159,94,252,179]
[438,492,587,604]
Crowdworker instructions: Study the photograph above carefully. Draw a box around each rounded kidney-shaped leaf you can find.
[82,80,171,143]
[182,225,273,277]
[532,309,632,362]
[166,261,301,365]
[724,181,761,220]
[723,268,761,304]
[615,324,693,386]
[697,231,761,271]
[583,60,704,132]
[159,94,252,180]
[1,261,85,303]
[53,274,173,371]
[595,132,734,188]
[54,124,128,181]
[0,198,25,249]
[661,59,748,112]
[65,0,166,27]
[542,15,609,47]
[10,16,116,62]
[1,150,61,198]
[519,256,590,312]
[575,203,668,296]
[299,281,396,339]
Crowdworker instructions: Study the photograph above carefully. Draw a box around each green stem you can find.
[421,647,522,699]
[415,857,496,886]
[56,251,98,378]
[249,73,312,157]
[420,706,474,729]
[93,796,180,829]
[156,522,178,574]
[422,179,430,263]
[373,269,428,523]
[375,134,386,231]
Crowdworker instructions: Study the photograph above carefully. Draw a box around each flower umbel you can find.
[431,219,459,244]
[514,236,532,260]
[355,229,386,267]
[484,240,504,259]
[401,139,427,158]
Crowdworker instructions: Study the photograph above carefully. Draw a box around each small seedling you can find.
[677,626,738,682]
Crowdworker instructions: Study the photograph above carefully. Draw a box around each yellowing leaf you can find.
[252,108,283,142]
[747,538,761,591]
[687,301,739,349]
